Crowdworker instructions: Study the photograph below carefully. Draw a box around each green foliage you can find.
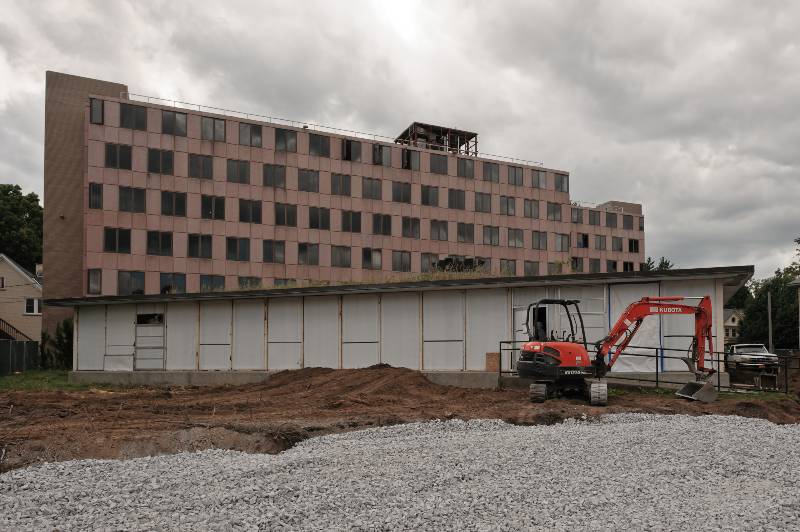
[738,265,799,349]
[39,318,73,370]
[725,285,754,309]
[0,370,107,391]
[0,184,43,272]
[641,256,676,271]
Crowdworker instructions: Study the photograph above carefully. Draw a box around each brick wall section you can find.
[43,72,127,332]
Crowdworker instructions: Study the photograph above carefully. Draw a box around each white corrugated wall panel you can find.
[199,301,231,370]
[342,294,380,368]
[423,291,465,370]
[166,302,198,370]
[303,296,340,368]
[232,300,266,370]
[76,306,105,370]
[559,285,608,345]
[465,289,509,370]
[660,279,718,371]
[608,283,660,372]
[104,305,135,370]
[267,298,303,370]
[380,292,420,369]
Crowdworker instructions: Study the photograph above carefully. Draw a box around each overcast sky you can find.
[1,0,798,278]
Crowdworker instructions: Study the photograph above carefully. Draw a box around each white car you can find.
[725,344,779,373]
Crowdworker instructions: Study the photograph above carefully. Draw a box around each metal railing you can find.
[0,318,32,342]
[498,340,797,394]
[121,92,545,167]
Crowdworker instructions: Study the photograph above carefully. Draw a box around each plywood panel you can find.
[199,301,231,370]
[233,299,266,370]
[267,298,302,343]
[77,306,105,370]
[106,305,134,353]
[423,341,464,370]
[104,355,133,371]
[166,302,198,370]
[268,342,302,370]
[343,343,380,368]
[199,345,231,370]
[303,296,340,368]
[466,289,509,370]
[423,291,465,342]
[342,295,380,342]
[380,292,420,369]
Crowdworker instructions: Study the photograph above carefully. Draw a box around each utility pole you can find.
[767,290,774,352]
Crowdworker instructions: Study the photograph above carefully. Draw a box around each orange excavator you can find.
[517,296,717,406]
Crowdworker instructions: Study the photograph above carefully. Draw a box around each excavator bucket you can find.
[675,380,718,403]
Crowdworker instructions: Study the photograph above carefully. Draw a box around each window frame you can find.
[161,110,187,137]
[187,234,213,259]
[188,154,213,179]
[457,158,474,178]
[362,177,382,200]
[392,181,412,203]
[421,185,439,207]
[90,98,104,125]
[201,116,226,142]
[200,194,226,220]
[117,271,145,296]
[226,237,251,262]
[297,243,320,265]
[263,240,286,264]
[483,225,500,246]
[275,203,298,227]
[402,216,420,239]
[275,128,298,152]
[146,230,173,256]
[309,133,331,157]
[238,122,262,147]
[331,246,351,268]
[331,173,351,196]
[263,164,286,188]
[430,153,448,175]
[89,182,103,209]
[500,196,515,216]
[308,206,330,230]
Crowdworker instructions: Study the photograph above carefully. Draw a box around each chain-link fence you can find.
[0,340,40,376]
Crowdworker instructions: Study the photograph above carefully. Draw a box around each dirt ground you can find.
[2,366,799,472]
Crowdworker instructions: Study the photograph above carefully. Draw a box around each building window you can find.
[263,240,285,264]
[483,162,499,182]
[372,144,391,166]
[612,237,623,252]
[457,222,474,243]
[200,274,225,292]
[508,228,524,248]
[238,277,261,290]
[571,257,584,273]
[298,169,320,192]
[606,212,618,228]
[372,214,392,236]
[201,117,225,142]
[87,269,102,294]
[430,220,448,241]
[523,199,538,219]
[500,259,516,276]
[298,243,319,265]
[239,199,262,224]
[331,246,351,268]
[448,189,466,210]
[508,166,523,186]
[161,191,186,217]
[595,235,606,250]
[623,215,634,230]
[146,231,173,256]
[145,149,173,175]
[105,143,132,170]
[623,261,635,272]
[483,225,499,246]
[402,149,420,170]
[189,154,213,179]
[555,233,570,252]
[532,170,546,189]
[392,181,412,203]
[226,237,250,261]
[532,231,547,250]
[331,173,351,196]
[607,260,618,273]
[90,98,104,125]
[237,123,262,147]
[524,261,539,276]
[430,154,448,175]
[500,196,515,216]
[588,211,600,226]
[421,253,438,273]
[302,133,329,157]
[628,239,640,253]
[263,164,286,188]
[118,271,145,295]
[362,248,382,270]
[342,210,361,233]
[392,251,411,272]
[89,182,103,209]
[308,207,330,230]
[362,177,382,200]
[421,185,439,207]
[639,217,645,231]
[342,139,361,161]
[275,203,297,226]
[188,234,213,259]
[577,233,589,248]
[457,158,474,178]
[571,208,584,224]
[555,173,569,192]
[201,195,225,220]
[161,110,187,137]
[402,216,420,239]
[160,273,186,294]
[476,257,491,272]
[475,192,491,213]
[120,103,147,130]
[546,202,562,221]
[226,159,250,184]
[548,262,563,275]
[119,186,145,213]
[589,258,601,273]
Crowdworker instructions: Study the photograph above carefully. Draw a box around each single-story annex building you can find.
[48,266,753,387]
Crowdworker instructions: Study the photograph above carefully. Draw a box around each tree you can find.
[0,184,43,272]
[738,266,799,349]
[725,285,754,309]
[641,256,676,271]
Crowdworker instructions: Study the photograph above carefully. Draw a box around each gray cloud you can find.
[1,0,798,277]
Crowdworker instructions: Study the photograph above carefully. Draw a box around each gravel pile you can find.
[2,414,799,531]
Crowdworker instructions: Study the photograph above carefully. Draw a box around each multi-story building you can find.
[42,71,644,331]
